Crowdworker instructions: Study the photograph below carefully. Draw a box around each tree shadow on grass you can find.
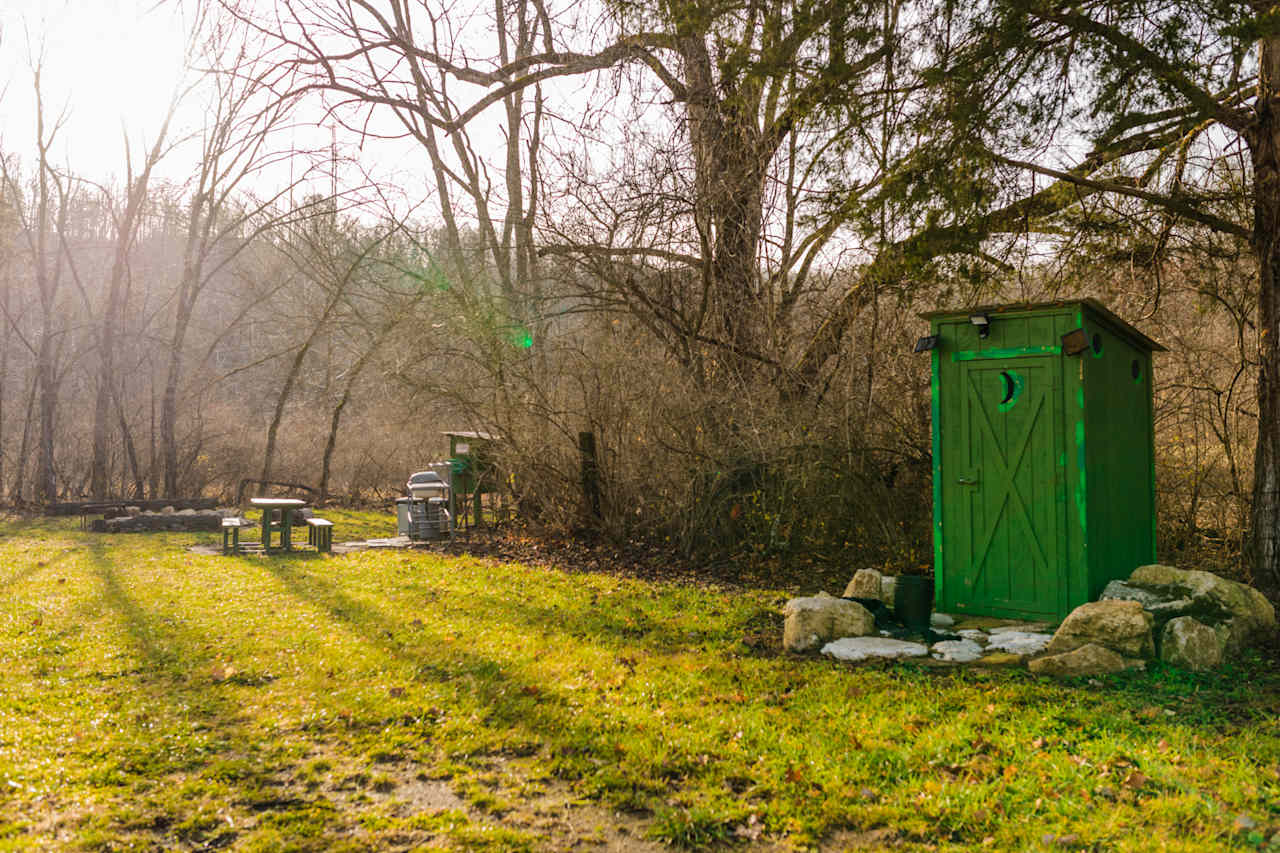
[454,588,746,655]
[0,550,72,590]
[69,541,353,848]
[255,557,658,754]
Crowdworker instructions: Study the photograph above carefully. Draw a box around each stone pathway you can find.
[819,615,1057,667]
[189,535,445,557]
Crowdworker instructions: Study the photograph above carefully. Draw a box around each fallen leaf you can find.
[784,765,804,784]
[1123,770,1148,790]
[211,664,237,683]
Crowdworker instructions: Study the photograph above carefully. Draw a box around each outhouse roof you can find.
[920,298,1166,352]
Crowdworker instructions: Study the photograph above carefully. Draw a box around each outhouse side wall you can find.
[1079,306,1159,598]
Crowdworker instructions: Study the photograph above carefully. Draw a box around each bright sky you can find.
[0,0,631,225]
[0,0,197,183]
[0,0,474,217]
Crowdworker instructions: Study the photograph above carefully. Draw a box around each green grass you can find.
[0,514,1278,851]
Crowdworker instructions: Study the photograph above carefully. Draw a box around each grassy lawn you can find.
[0,514,1277,851]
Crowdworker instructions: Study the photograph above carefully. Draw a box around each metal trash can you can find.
[396,498,414,536]
[427,497,451,538]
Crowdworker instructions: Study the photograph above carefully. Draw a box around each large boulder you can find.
[1029,643,1127,678]
[1160,616,1224,672]
[1127,564,1276,653]
[783,594,874,653]
[842,569,884,601]
[1045,600,1154,658]
[1099,580,1194,622]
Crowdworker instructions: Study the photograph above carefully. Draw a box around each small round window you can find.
[997,370,1023,412]
[1131,359,1143,382]
[1091,333,1103,356]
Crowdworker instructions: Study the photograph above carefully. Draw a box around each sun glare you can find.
[1,0,190,180]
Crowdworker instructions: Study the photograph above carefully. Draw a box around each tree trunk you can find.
[261,294,342,488]
[114,385,145,499]
[1251,33,1280,592]
[161,242,202,498]
[148,376,158,499]
[36,335,57,502]
[161,338,184,497]
[90,271,123,498]
[10,365,35,503]
[0,279,9,495]
[318,385,351,506]
[679,35,768,375]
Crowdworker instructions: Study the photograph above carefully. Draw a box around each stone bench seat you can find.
[221,517,245,554]
[305,517,334,553]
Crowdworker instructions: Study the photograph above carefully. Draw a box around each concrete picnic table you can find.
[249,497,307,551]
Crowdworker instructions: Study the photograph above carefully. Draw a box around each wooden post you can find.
[579,431,602,520]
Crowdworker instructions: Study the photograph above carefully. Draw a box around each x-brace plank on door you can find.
[966,378,1050,575]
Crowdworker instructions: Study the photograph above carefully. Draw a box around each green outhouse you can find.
[921,300,1164,621]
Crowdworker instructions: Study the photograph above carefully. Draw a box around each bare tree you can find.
[159,11,320,496]
[254,206,397,489]
[80,104,183,498]
[0,58,73,502]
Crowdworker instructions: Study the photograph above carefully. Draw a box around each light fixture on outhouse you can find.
[968,312,992,338]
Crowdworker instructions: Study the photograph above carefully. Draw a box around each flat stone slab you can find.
[931,639,983,663]
[988,623,1053,635]
[821,637,929,662]
[363,536,413,547]
[984,631,1052,656]
[957,629,989,643]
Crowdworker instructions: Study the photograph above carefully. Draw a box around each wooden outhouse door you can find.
[943,356,1064,618]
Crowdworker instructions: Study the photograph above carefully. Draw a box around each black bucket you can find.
[893,575,935,631]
